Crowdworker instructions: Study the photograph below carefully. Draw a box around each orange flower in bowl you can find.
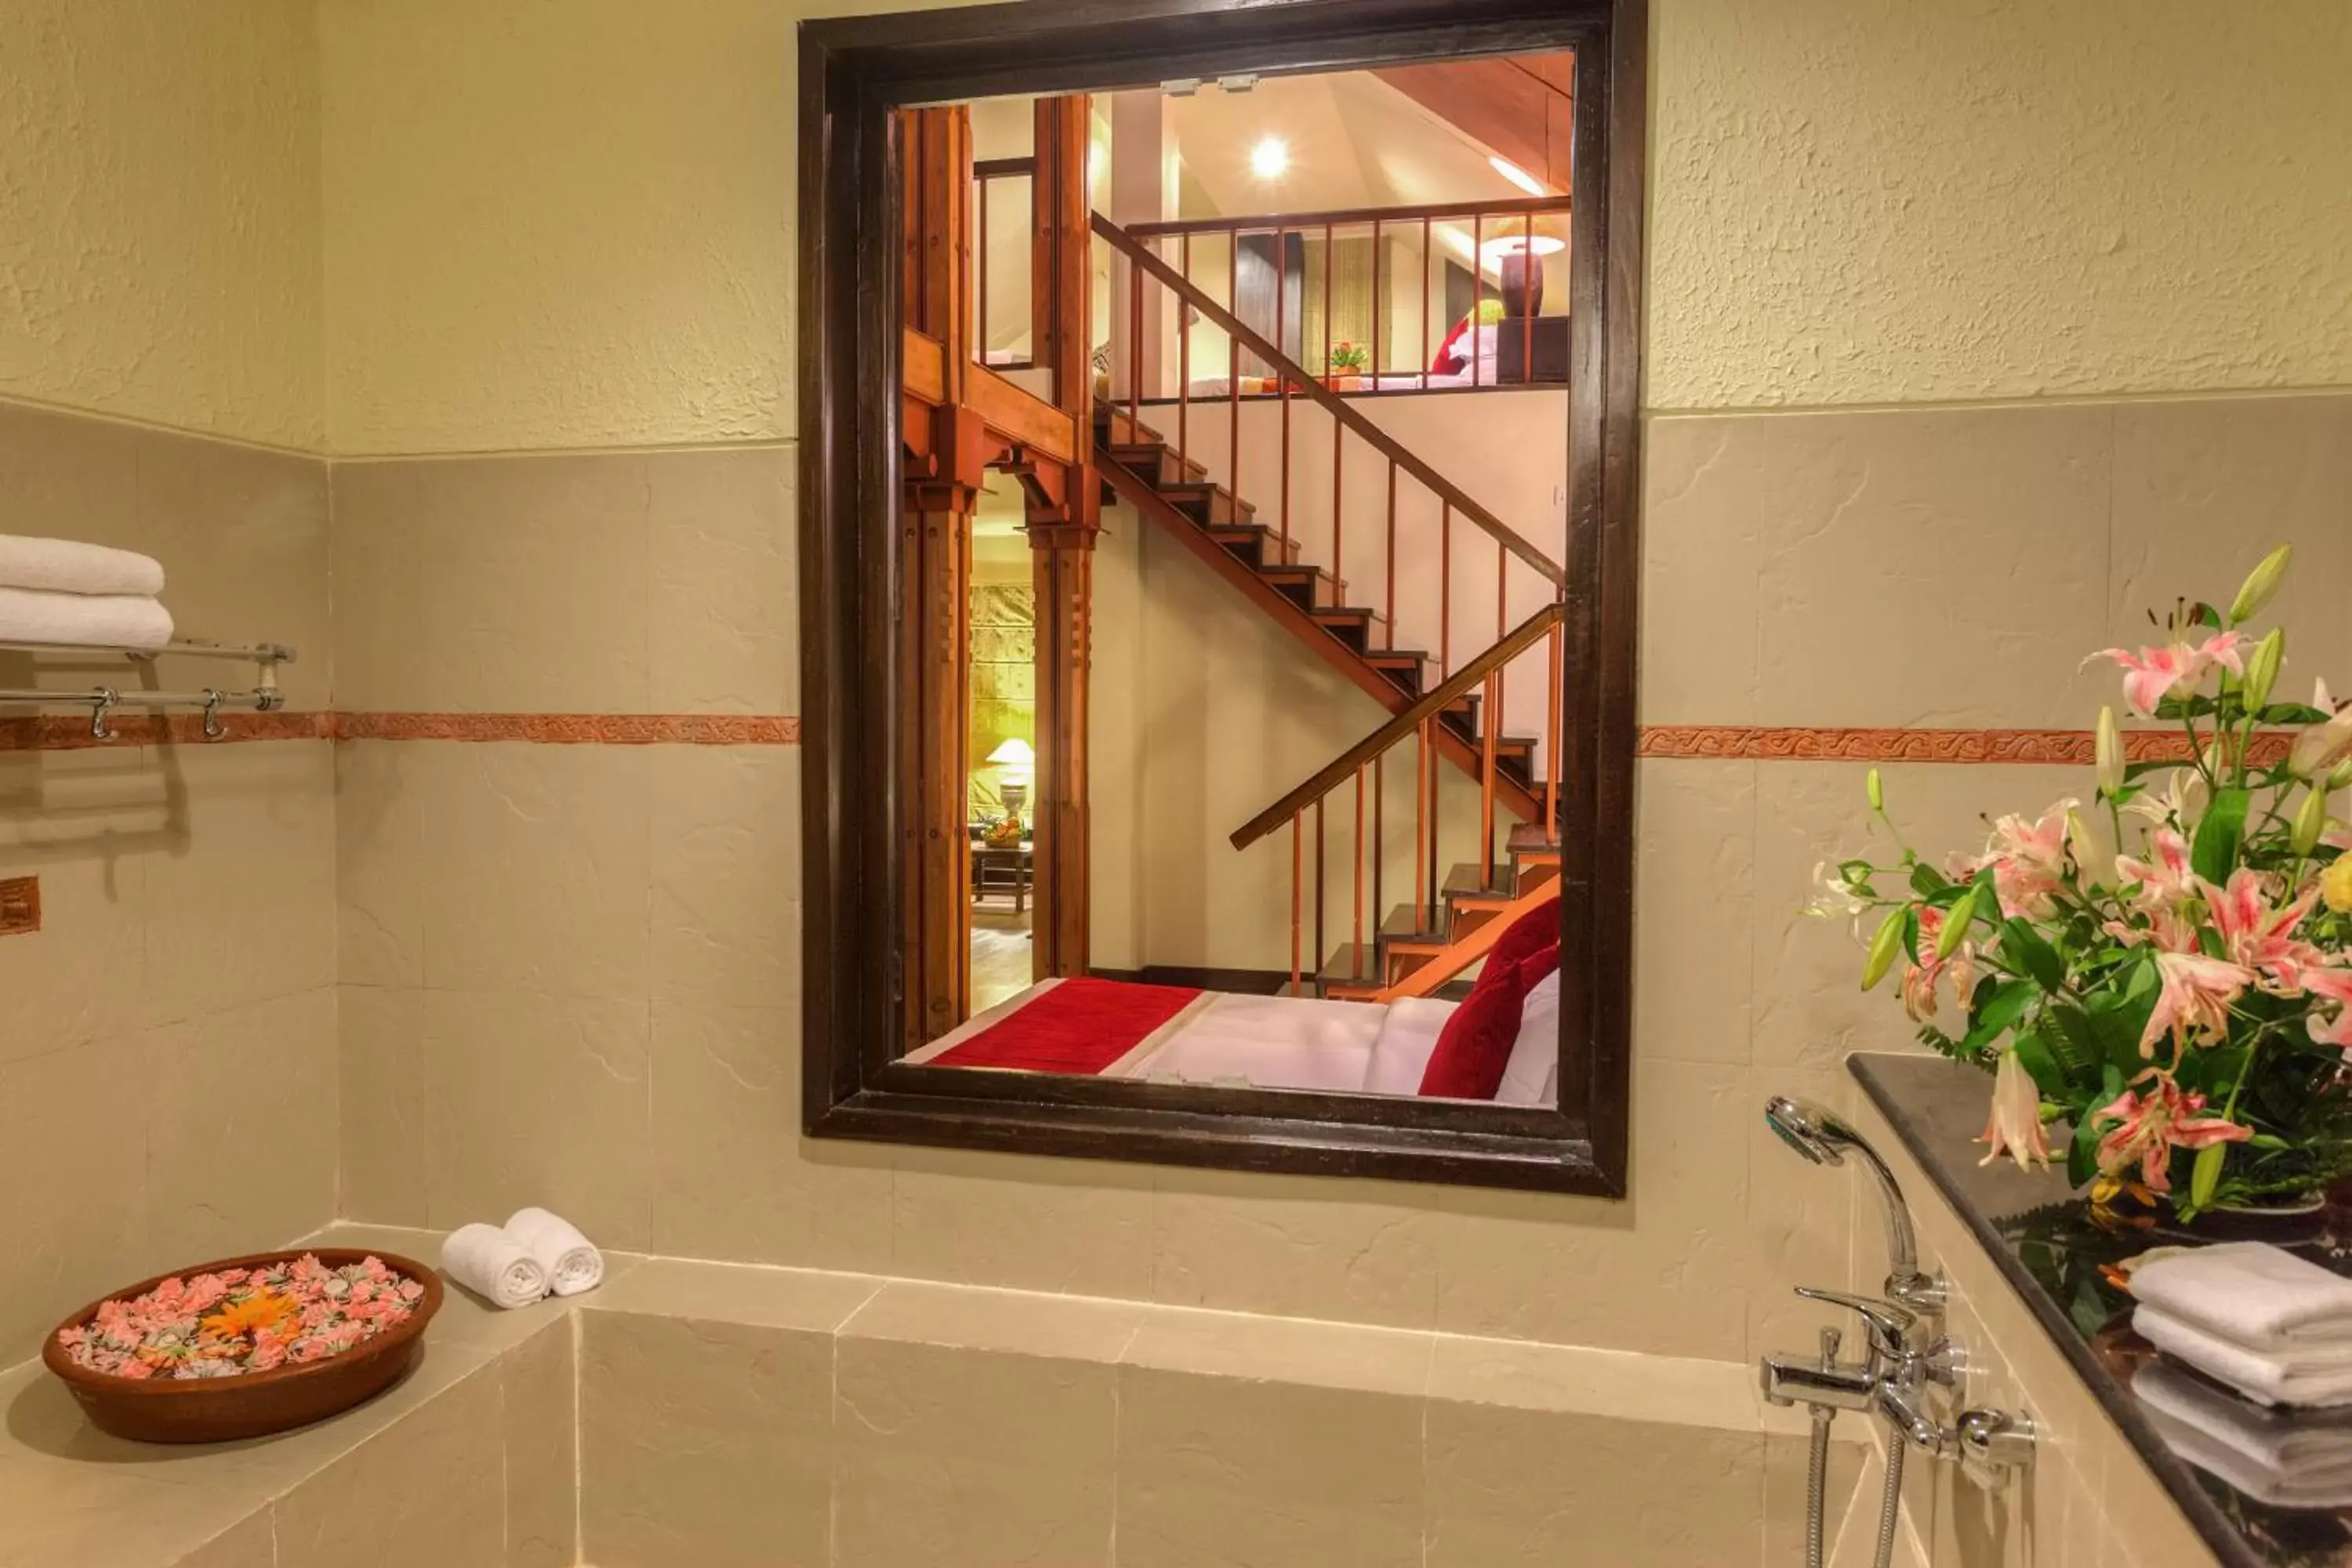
[201,1290,298,1342]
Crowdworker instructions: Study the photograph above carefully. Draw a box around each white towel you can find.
[503,1207,604,1298]
[0,586,173,650]
[2135,1359,2352,1475]
[2132,1242,2352,1351]
[0,535,165,598]
[440,1222,549,1310]
[2138,1398,2352,1510]
[2137,1305,2352,1407]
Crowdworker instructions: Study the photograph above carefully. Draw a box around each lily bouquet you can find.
[1817,546,2352,1217]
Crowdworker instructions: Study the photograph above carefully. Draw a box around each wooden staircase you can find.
[1094,405,1545,816]
[1317,821,1560,1000]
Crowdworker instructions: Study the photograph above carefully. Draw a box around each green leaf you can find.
[2192,787,2252,884]
[1962,978,2039,1053]
[2263,703,2332,726]
[2002,919,2066,993]
[2044,1005,2101,1087]
[2012,1027,2065,1097]
[1908,862,1950,898]
[2067,1108,2103,1187]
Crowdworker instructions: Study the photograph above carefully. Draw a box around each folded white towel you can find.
[2138,1397,2352,1509]
[0,586,172,650]
[2132,1242,2352,1351]
[2138,1305,2352,1407]
[0,535,165,598]
[2135,1359,2352,1475]
[504,1207,604,1298]
[440,1222,549,1310]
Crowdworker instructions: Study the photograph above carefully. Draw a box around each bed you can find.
[906,976,1549,1102]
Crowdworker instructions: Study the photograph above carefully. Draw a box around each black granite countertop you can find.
[1852,1052,2352,1568]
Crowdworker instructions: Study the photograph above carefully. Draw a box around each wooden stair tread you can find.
[1377,903,1454,946]
[1507,822,1562,854]
[1315,943,1387,986]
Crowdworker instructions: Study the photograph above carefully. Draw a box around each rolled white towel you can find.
[504,1207,604,1298]
[0,586,173,650]
[441,1222,549,1310]
[0,535,165,598]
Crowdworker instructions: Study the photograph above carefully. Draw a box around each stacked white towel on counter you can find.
[2133,1242,2352,1407]
[437,1207,605,1310]
[0,535,172,648]
[2136,1360,2352,1508]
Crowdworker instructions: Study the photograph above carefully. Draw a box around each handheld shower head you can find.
[1762,1095,1929,1299]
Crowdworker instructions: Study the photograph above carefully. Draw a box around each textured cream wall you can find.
[0,0,324,449]
[1650,0,2352,409]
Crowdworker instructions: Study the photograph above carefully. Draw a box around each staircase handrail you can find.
[1091,212,1566,590]
[1230,601,1564,851]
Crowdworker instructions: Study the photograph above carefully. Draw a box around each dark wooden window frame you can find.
[797,0,1645,1195]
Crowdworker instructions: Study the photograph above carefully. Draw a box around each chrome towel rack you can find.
[0,639,297,741]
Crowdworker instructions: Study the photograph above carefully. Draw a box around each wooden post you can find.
[1033,95,1094,412]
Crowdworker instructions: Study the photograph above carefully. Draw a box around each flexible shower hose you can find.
[1804,1406,1831,1568]
[1872,1435,1907,1568]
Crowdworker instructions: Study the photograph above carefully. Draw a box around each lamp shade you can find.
[985,737,1035,781]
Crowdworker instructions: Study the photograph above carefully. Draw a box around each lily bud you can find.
[2323,858,2352,915]
[2295,786,2331,855]
[2190,1142,2228,1211]
[1936,889,1977,960]
[2329,757,2352,794]
[2094,706,2123,797]
[2244,629,2285,714]
[2229,544,2292,625]
[1861,908,1905,992]
[1866,768,1883,812]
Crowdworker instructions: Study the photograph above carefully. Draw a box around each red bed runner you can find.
[931,978,1203,1075]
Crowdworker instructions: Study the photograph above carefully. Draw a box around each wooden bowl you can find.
[40,1248,442,1444]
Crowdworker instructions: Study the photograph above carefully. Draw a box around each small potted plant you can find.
[1326,341,1370,390]
[1815,545,2352,1219]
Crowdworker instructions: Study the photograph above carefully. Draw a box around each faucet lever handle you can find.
[1794,1287,1917,1354]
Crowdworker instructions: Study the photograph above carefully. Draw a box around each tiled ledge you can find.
[0,1222,1859,1567]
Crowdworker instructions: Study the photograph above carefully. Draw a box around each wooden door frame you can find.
[798,0,1643,1195]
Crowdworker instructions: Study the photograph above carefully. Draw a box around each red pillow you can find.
[1430,314,1474,376]
[1519,940,1562,989]
[1475,897,1561,993]
[1419,958,1529,1100]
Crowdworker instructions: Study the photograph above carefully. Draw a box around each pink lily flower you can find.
[2092,633,2245,717]
[1901,906,1976,1022]
[2091,1070,2251,1193]
[2138,949,2256,1058]
[2201,869,2325,993]
[2305,969,2352,1051]
[1984,802,2075,919]
[1978,1048,2052,1171]
[2115,826,2198,913]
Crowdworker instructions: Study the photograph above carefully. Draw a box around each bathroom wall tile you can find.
[412,742,652,1002]
[399,452,656,714]
[0,747,154,1062]
[140,739,336,1027]
[1750,403,2113,729]
[0,1450,267,1568]
[1641,413,1763,725]
[1745,1062,1857,1363]
[1749,761,2091,1074]
[584,1256,880,1334]
[2110,392,2352,694]
[642,1034,844,1265]
[325,459,426,711]
[144,986,338,1261]
[274,1359,505,1568]
[892,1147,1155,1300]
[133,423,334,710]
[1123,1305,1433,1399]
[337,984,431,1226]
[1432,1056,1753,1359]
[420,987,652,1250]
[842,1278,1145,1363]
[579,1310,833,1568]
[1425,1330,1762,1432]
[169,1508,277,1568]
[1114,1360,1424,1568]
[648,999,895,1272]
[0,401,143,561]
[1425,1397,1768,1567]
[833,1334,1120,1568]
[0,1035,151,1364]
[647,745,799,1007]
[1635,756,1756,1065]
[501,1317,578,1568]
[647,445,797,715]
[335,740,426,987]
[1149,1167,1448,1330]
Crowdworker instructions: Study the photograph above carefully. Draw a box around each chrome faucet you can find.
[1758,1096,2031,1568]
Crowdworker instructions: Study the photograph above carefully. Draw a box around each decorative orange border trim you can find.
[332,712,800,745]
[1636,726,2290,765]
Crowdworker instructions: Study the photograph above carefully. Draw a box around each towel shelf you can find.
[0,639,298,739]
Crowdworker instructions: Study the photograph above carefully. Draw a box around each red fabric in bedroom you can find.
[930,978,1203,1075]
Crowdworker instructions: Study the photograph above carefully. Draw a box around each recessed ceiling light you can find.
[1489,156,1547,197]
[1249,136,1289,180]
